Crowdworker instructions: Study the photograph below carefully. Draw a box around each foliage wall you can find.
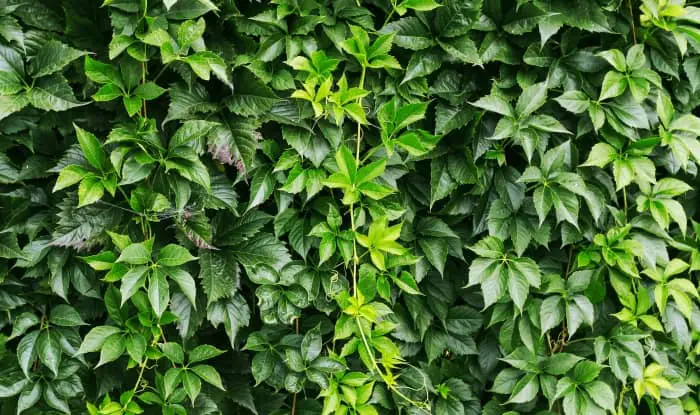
[1,0,700,414]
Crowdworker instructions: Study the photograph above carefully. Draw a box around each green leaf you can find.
[393,271,423,295]
[95,333,124,367]
[123,95,142,116]
[516,82,547,117]
[397,0,441,13]
[108,35,135,59]
[17,331,39,378]
[402,49,442,84]
[28,40,86,78]
[434,0,482,38]
[148,269,170,317]
[543,353,583,375]
[527,115,571,134]
[626,45,646,70]
[164,82,218,125]
[599,71,627,101]
[208,114,259,173]
[77,326,122,354]
[169,268,197,308]
[198,250,239,305]
[43,384,70,414]
[117,241,153,265]
[84,56,122,86]
[134,82,166,100]
[188,345,226,364]
[49,304,85,327]
[126,334,146,363]
[17,382,41,415]
[28,74,84,111]
[418,237,448,275]
[540,296,564,334]
[178,18,206,48]
[581,143,617,168]
[161,342,185,364]
[0,44,24,95]
[92,83,122,101]
[73,124,107,170]
[9,313,39,340]
[598,49,626,72]
[158,244,197,267]
[191,364,225,390]
[183,371,202,404]
[53,165,88,192]
[119,266,149,305]
[301,325,322,362]
[35,330,60,376]
[555,90,589,114]
[226,70,278,116]
[583,381,615,411]
[381,18,434,50]
[0,93,29,121]
[573,360,602,384]
[252,350,275,384]
[246,167,274,211]
[228,233,291,269]
[77,177,105,207]
[507,373,539,404]
[437,36,481,65]
[472,94,515,117]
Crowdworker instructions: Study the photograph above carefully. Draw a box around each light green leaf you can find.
[158,244,197,267]
[117,241,153,265]
[599,71,627,101]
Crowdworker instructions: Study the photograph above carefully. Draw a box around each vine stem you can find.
[141,44,147,118]
[125,359,148,406]
[355,316,428,410]
[617,384,628,413]
[291,317,299,415]
[355,66,366,164]
[347,65,428,412]
[350,65,366,300]
[623,186,628,222]
[628,0,637,44]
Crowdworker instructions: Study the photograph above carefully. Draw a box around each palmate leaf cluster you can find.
[2,0,700,414]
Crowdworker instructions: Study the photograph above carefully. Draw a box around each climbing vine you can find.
[1,0,700,414]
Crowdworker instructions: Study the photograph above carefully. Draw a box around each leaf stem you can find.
[152,63,172,83]
[564,246,574,278]
[383,9,395,28]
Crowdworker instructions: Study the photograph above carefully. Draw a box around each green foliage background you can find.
[1,0,700,414]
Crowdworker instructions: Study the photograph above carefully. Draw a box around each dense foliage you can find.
[2,0,700,414]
